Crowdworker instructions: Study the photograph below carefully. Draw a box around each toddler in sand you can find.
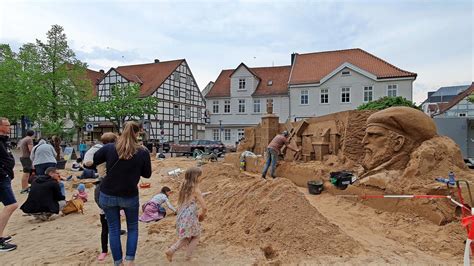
[72,183,88,202]
[165,167,207,262]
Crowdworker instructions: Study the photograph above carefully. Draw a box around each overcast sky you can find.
[1,0,472,104]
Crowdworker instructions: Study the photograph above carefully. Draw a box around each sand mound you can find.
[193,163,360,262]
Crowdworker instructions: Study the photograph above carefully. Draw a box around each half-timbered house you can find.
[91,59,206,142]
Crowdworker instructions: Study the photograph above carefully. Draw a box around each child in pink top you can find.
[73,183,88,202]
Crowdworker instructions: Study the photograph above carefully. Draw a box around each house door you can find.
[468,120,474,158]
[173,124,179,143]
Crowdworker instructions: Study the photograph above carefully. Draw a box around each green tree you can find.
[93,83,158,132]
[17,43,47,124]
[0,44,23,120]
[33,25,93,158]
[466,95,474,104]
[357,96,419,110]
[36,24,90,122]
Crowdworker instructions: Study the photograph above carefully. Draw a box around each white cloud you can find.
[0,0,472,99]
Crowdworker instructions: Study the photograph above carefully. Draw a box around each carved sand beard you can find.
[362,147,394,170]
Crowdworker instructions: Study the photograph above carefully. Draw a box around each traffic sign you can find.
[85,123,94,132]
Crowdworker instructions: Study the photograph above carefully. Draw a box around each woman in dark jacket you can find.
[94,121,151,266]
[20,167,65,215]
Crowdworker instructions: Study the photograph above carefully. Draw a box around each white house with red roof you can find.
[205,48,417,145]
[90,59,206,143]
[288,48,417,120]
[204,63,291,144]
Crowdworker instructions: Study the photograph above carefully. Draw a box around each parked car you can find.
[170,140,226,156]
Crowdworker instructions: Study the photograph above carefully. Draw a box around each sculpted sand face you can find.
[362,106,437,172]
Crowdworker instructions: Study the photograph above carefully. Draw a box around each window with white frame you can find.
[300,90,309,105]
[224,129,231,141]
[186,76,192,85]
[320,88,329,104]
[238,78,246,90]
[238,99,246,113]
[212,100,219,113]
[253,99,261,113]
[213,129,220,141]
[174,73,180,82]
[185,106,191,118]
[185,91,190,99]
[173,104,179,117]
[237,129,245,140]
[387,84,398,97]
[174,87,179,97]
[341,87,350,103]
[224,100,230,113]
[364,86,373,102]
[341,70,351,76]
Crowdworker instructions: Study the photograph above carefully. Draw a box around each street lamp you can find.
[219,120,222,141]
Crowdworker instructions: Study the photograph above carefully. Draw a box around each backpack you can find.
[62,199,84,215]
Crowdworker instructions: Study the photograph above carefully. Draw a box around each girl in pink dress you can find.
[165,167,207,262]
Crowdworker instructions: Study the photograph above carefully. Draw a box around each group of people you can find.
[0,118,208,265]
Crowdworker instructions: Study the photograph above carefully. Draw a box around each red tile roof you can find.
[436,82,474,115]
[86,69,105,96]
[113,59,184,96]
[206,69,233,98]
[289,48,417,85]
[206,65,291,98]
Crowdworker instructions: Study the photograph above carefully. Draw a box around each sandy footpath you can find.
[0,156,468,265]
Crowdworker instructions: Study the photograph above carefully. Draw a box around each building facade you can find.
[420,85,470,116]
[205,48,417,145]
[430,83,474,158]
[204,64,291,145]
[91,59,206,142]
[288,49,417,120]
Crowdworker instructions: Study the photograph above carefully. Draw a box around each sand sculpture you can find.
[361,107,437,176]
[234,106,474,224]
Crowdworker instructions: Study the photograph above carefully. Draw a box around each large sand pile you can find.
[200,163,359,261]
[148,162,361,264]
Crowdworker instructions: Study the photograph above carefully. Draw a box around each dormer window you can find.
[267,80,273,86]
[238,78,246,90]
[341,70,351,76]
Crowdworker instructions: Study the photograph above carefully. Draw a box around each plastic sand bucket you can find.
[308,180,324,195]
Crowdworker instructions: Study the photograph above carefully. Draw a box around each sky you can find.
[0,0,472,104]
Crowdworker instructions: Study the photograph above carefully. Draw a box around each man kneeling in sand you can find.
[20,167,66,221]
[361,106,437,177]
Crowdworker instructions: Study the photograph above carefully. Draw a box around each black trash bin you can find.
[307,180,324,195]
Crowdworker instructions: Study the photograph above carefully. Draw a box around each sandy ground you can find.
[0,155,468,265]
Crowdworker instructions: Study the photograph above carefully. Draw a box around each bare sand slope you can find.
[0,157,468,265]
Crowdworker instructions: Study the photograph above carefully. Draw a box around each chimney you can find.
[291,53,298,65]
[154,59,160,63]
[99,69,104,73]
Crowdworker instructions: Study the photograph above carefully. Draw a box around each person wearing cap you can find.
[20,167,66,220]
[362,106,437,176]
[261,131,300,179]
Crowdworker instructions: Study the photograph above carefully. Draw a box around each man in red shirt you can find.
[262,131,300,179]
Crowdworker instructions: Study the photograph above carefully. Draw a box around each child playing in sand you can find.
[139,186,177,223]
[165,167,207,262]
[72,183,88,202]
[71,158,83,171]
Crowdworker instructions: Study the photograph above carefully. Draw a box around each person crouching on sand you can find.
[165,167,208,262]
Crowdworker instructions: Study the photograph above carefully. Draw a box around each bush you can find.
[357,96,419,111]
